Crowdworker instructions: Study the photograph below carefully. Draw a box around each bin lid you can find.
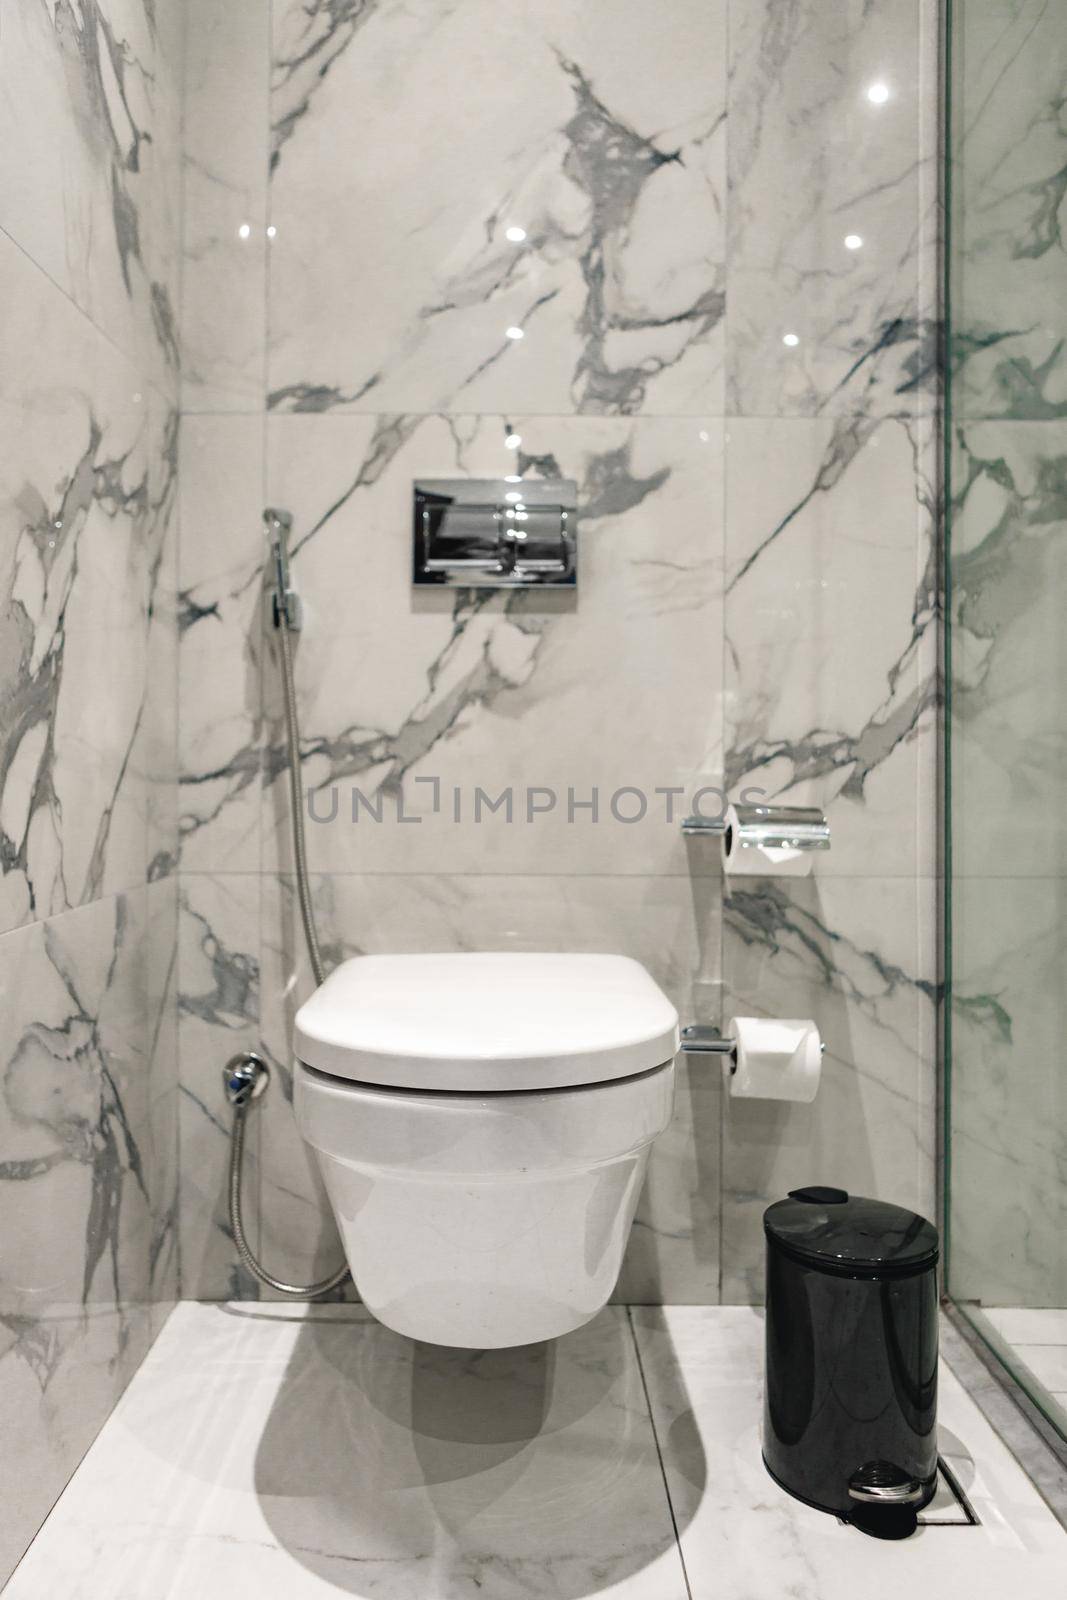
[763,1188,939,1274]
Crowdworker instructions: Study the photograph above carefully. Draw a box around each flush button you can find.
[789,1186,849,1205]
[413,477,577,588]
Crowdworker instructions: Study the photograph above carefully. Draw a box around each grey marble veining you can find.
[724,414,939,881]
[0,887,176,1584]
[173,866,723,1304]
[0,230,179,934]
[177,875,264,1301]
[0,3,183,1580]
[259,412,724,882]
[944,0,1067,1327]
[722,875,936,1301]
[260,871,724,1306]
[272,0,383,172]
[177,417,265,872]
[181,0,270,413]
[0,0,182,395]
[949,0,1067,421]
[0,0,989,1578]
[632,1307,1067,1597]
[8,1302,1067,1598]
[6,1302,690,1599]
[949,876,1067,1307]
[267,0,726,416]
[948,422,1067,878]
[727,0,938,418]
[171,0,943,1314]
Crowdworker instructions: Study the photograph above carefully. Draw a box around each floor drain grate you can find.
[916,1456,981,1526]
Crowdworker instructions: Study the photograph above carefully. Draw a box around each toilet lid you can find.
[294,952,679,1091]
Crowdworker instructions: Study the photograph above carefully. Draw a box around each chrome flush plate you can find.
[413,478,577,588]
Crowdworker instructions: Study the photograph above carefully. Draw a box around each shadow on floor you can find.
[252,1307,704,1596]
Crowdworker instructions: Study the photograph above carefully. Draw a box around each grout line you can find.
[625,1307,695,1600]
[168,867,936,881]
[172,868,731,882]
[174,0,191,1305]
[0,222,177,410]
[257,406,936,423]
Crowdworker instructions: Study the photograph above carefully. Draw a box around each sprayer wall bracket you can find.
[268,588,303,631]
[222,1052,270,1107]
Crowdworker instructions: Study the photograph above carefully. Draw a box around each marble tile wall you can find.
[0,2,183,1583]
[946,0,1067,1309]
[177,0,940,1307]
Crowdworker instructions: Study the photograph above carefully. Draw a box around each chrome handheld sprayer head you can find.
[263,507,302,631]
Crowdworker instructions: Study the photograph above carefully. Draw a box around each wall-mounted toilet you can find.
[293,952,678,1347]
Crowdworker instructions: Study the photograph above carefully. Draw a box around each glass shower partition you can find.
[944,0,1067,1440]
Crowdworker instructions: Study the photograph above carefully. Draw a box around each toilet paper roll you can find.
[720,803,824,877]
[727,1016,821,1103]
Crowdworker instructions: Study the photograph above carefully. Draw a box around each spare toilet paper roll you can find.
[727,1016,821,1103]
[720,803,821,877]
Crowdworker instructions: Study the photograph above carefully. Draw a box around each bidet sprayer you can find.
[263,506,302,631]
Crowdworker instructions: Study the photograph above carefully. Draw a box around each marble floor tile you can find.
[5,1302,688,1599]
[11,1303,1067,1599]
[1015,1346,1067,1394]
[983,1308,1067,1347]
[632,1306,1067,1599]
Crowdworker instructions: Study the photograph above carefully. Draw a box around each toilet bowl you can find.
[293,952,678,1347]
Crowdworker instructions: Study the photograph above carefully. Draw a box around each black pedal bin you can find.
[762,1188,939,1537]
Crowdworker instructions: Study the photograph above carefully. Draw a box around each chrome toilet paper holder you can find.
[680,1023,826,1069]
[680,1024,737,1062]
[681,802,830,851]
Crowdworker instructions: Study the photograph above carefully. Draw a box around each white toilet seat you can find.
[294,951,679,1091]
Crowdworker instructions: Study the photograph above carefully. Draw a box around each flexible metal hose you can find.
[225,536,350,1298]
[276,615,325,987]
[228,1094,349,1298]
